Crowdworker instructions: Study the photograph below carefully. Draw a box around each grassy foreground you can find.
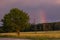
[0,31,60,40]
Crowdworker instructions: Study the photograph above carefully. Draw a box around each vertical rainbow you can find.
[39,9,47,23]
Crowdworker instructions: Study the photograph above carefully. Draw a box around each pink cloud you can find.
[0,0,18,7]
[0,0,60,8]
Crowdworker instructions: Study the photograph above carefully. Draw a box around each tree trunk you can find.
[16,29,20,37]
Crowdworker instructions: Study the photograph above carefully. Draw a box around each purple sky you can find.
[0,0,60,24]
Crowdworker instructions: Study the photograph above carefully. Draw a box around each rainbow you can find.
[39,9,47,23]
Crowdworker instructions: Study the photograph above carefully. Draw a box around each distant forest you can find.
[0,22,60,32]
[30,22,60,31]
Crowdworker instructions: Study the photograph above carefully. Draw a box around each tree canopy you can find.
[2,8,30,32]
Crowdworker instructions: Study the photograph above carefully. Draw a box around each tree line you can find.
[30,22,60,31]
[0,21,60,32]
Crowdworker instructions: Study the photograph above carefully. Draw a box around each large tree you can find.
[2,8,30,35]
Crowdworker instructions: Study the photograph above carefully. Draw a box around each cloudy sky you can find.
[0,0,60,24]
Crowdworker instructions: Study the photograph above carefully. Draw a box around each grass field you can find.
[0,31,60,40]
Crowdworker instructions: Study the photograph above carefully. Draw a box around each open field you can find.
[0,31,60,38]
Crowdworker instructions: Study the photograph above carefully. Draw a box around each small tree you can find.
[2,8,30,36]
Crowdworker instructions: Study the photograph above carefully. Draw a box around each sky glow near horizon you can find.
[0,0,60,24]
